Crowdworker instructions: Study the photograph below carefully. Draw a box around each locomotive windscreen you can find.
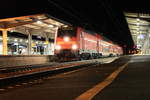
[58,27,76,37]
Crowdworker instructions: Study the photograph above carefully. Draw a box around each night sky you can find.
[0,0,148,49]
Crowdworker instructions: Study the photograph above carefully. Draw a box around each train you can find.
[54,26,123,60]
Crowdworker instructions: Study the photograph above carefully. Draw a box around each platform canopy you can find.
[0,14,70,39]
[0,14,70,55]
[125,12,150,54]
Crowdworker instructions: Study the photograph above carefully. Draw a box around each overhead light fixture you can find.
[63,25,68,27]
[36,20,42,24]
[10,30,14,32]
[37,36,41,39]
[48,24,54,28]
[137,18,140,21]
[138,34,144,39]
[14,43,19,45]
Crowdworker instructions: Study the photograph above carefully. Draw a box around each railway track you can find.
[0,57,118,89]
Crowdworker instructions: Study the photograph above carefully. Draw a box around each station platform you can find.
[0,55,56,68]
[0,55,149,100]
[93,55,150,100]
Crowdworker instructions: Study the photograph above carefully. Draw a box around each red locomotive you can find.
[55,26,123,60]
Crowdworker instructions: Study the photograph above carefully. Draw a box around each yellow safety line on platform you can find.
[75,61,129,100]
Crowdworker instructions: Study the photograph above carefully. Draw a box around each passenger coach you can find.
[55,26,123,60]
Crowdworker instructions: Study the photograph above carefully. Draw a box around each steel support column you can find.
[54,27,58,50]
[26,30,32,55]
[2,29,8,55]
[45,37,49,55]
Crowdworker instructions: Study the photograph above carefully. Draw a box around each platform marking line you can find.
[75,61,129,100]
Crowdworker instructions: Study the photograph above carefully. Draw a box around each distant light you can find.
[10,30,14,32]
[137,18,140,21]
[32,43,36,47]
[137,22,140,26]
[14,43,18,45]
[138,34,144,39]
[14,39,18,42]
[20,39,23,42]
[36,21,42,24]
[19,46,24,48]
[44,41,49,44]
[37,36,41,39]
[44,45,47,48]
[48,25,54,28]
[22,49,26,53]
[55,45,61,50]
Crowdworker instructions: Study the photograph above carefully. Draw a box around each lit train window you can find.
[58,27,76,37]
[103,48,109,52]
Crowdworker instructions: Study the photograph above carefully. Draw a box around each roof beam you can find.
[128,23,149,27]
[0,20,36,29]
[130,29,148,31]
[0,14,44,22]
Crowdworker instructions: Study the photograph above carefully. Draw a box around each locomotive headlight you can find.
[72,44,78,50]
[64,36,70,42]
[55,45,61,50]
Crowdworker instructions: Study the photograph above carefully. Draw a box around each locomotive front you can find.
[55,26,79,59]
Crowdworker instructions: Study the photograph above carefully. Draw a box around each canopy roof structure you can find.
[0,14,69,39]
[125,12,150,54]
[0,13,70,55]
